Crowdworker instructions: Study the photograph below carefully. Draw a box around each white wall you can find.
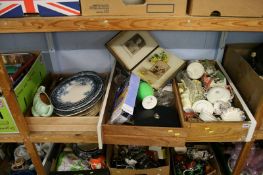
[0,31,262,73]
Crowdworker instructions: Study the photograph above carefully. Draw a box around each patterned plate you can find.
[50,71,104,112]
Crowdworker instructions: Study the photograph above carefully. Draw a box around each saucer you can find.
[207,87,231,104]
[192,100,214,114]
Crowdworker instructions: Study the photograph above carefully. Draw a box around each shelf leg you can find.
[24,139,47,175]
[232,142,253,175]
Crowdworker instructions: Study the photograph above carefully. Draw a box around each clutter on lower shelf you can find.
[171,144,222,175]
[0,142,52,175]
[49,143,109,175]
[107,145,170,175]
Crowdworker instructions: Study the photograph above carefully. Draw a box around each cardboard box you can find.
[107,145,170,175]
[0,97,19,133]
[81,0,187,16]
[14,53,47,113]
[106,31,185,89]
[48,144,110,175]
[188,0,263,17]
[0,0,80,18]
[223,44,263,128]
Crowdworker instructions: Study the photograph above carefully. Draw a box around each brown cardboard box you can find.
[107,145,170,175]
[81,0,187,16]
[171,144,222,175]
[223,44,263,128]
[188,0,263,17]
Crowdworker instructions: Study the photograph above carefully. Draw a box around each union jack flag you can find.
[0,0,80,17]
[36,0,80,16]
[0,0,24,17]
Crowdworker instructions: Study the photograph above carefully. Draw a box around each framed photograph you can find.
[106,31,159,70]
[132,47,185,89]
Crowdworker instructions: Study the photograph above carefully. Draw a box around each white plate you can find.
[207,87,231,104]
[192,100,214,114]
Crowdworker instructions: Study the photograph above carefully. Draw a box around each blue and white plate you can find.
[50,71,104,115]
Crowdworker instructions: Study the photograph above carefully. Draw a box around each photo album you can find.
[106,31,185,89]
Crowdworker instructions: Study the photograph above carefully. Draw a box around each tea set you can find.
[177,60,246,122]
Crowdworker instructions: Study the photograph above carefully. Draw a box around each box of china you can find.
[24,56,116,147]
[173,60,256,142]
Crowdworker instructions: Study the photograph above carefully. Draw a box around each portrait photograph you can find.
[123,33,146,56]
[105,31,158,70]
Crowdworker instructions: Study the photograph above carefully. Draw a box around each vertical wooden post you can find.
[232,142,253,175]
[0,58,46,174]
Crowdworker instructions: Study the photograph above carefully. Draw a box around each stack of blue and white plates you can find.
[50,71,104,116]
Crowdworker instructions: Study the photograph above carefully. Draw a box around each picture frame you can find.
[106,31,185,89]
[105,31,159,70]
[132,47,185,89]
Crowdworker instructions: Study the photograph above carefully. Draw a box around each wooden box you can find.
[223,44,263,139]
[106,145,170,175]
[102,63,187,147]
[24,60,116,148]
[173,61,256,142]
[47,144,110,175]
[171,144,222,175]
[81,0,187,16]
[188,0,263,17]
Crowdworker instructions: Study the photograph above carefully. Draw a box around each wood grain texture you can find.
[0,16,263,33]
[232,142,253,175]
[0,134,23,142]
[29,131,98,143]
[23,140,46,175]
[255,130,263,140]
[103,135,185,147]
[26,116,98,132]
[103,125,186,147]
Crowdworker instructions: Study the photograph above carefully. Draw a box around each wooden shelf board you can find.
[0,133,23,142]
[29,131,98,143]
[0,16,263,33]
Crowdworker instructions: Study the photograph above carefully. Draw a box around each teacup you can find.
[32,86,53,117]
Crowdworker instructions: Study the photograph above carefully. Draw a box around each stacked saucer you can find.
[50,71,104,116]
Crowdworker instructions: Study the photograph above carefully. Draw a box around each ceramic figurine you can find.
[32,86,53,117]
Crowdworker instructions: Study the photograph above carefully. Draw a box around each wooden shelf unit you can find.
[0,16,263,33]
[0,15,262,175]
[0,134,23,143]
